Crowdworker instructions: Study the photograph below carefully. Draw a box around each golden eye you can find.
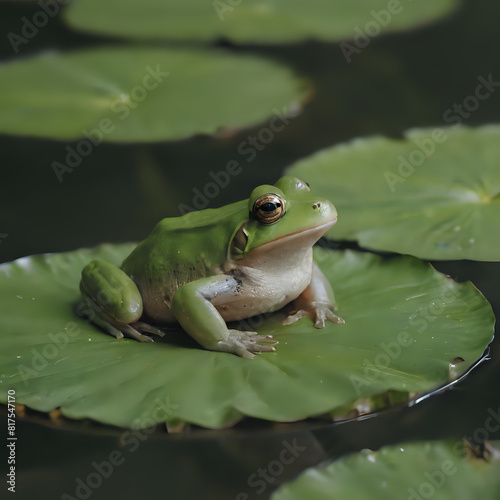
[253,194,285,224]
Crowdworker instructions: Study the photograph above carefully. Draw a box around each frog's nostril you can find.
[312,203,321,210]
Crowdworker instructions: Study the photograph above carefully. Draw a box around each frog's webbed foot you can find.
[283,301,345,329]
[217,330,278,359]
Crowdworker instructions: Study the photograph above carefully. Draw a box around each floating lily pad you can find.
[64,0,459,44]
[0,46,304,142]
[272,440,500,500]
[287,125,500,261]
[0,244,494,429]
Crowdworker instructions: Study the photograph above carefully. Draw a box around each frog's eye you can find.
[253,194,285,224]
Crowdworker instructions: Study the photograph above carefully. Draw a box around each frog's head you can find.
[231,176,337,256]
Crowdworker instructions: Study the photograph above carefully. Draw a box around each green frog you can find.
[80,176,344,358]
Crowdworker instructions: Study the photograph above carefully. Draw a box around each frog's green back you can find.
[121,200,248,298]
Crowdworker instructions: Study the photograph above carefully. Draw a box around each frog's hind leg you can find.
[80,259,162,343]
[81,296,155,343]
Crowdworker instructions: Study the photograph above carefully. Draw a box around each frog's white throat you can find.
[226,219,336,273]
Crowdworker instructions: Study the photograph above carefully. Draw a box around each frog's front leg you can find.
[171,275,277,359]
[283,262,344,328]
[80,260,165,342]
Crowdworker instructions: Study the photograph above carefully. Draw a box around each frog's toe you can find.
[325,310,345,325]
[93,317,124,340]
[131,321,167,337]
[120,324,154,342]
[314,305,344,328]
[241,343,276,357]
[252,344,277,353]
[314,311,326,329]
[282,310,309,326]
[250,333,279,345]
[242,332,278,346]
[235,348,256,360]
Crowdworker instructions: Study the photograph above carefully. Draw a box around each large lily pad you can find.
[287,125,500,261]
[0,244,494,429]
[0,46,303,142]
[272,440,500,500]
[64,0,459,44]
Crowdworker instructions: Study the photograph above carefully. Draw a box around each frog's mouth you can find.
[284,218,337,240]
[257,217,338,252]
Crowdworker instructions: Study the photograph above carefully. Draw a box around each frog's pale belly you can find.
[214,240,314,322]
[213,258,312,322]
[140,256,312,324]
